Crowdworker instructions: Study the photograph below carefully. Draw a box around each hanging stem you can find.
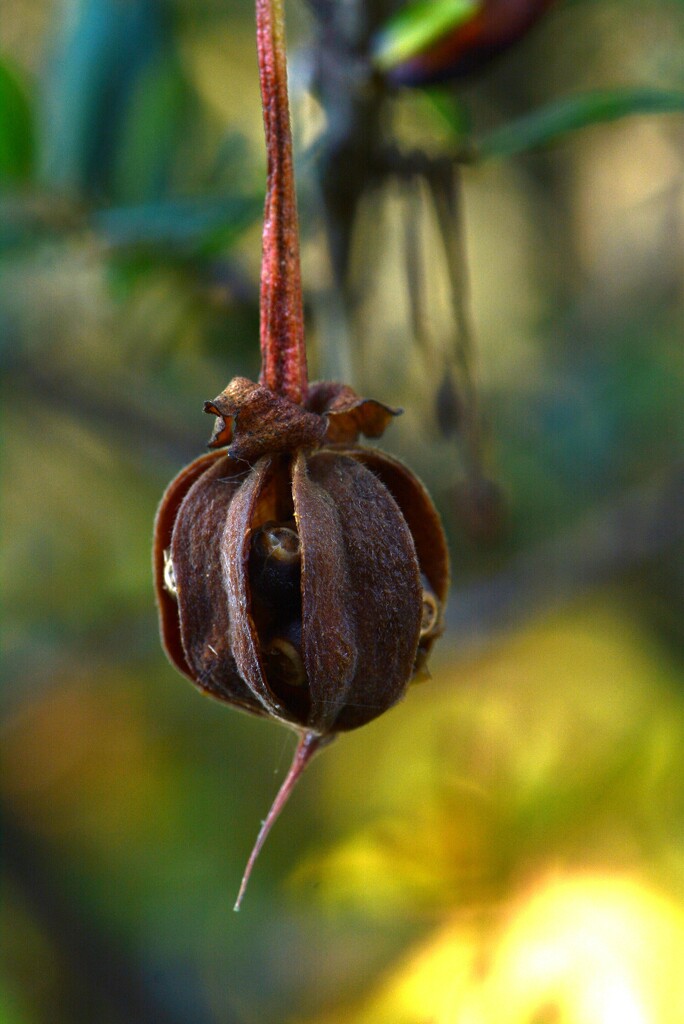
[234,730,329,911]
[428,161,485,484]
[256,0,308,404]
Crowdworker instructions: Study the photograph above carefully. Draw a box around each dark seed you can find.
[250,521,302,615]
[264,637,307,688]
[163,549,178,598]
[420,582,440,639]
[253,522,300,564]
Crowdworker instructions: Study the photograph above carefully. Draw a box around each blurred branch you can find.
[12,361,200,471]
[0,191,261,256]
[448,467,684,651]
[307,0,388,292]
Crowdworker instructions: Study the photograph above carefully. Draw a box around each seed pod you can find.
[154,377,449,737]
[154,379,449,907]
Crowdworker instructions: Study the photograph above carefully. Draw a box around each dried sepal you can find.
[222,455,292,720]
[291,451,358,730]
[306,380,401,443]
[154,453,270,716]
[205,377,403,457]
[154,450,225,683]
[205,377,325,461]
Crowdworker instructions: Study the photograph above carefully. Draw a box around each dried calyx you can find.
[153,0,449,910]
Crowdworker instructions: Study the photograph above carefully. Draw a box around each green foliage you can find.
[112,53,194,203]
[94,193,262,254]
[423,85,684,158]
[40,0,173,196]
[0,59,34,184]
[476,87,684,158]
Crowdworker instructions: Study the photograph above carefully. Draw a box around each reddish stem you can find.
[233,730,330,911]
[256,0,308,404]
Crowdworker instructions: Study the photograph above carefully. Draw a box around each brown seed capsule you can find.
[420,581,440,640]
[153,376,449,736]
[153,377,449,909]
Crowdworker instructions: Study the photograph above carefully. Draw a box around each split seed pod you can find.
[153,376,449,906]
[154,377,449,735]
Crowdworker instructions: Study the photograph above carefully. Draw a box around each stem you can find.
[428,162,484,484]
[234,730,329,911]
[256,0,308,403]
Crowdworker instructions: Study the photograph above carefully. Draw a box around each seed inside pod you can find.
[264,637,307,689]
[249,521,302,617]
[254,523,300,564]
[420,585,440,639]
[163,549,178,598]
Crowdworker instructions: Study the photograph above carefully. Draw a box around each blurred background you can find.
[2,0,684,1021]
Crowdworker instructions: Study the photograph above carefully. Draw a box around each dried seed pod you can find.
[154,378,449,737]
[154,388,450,913]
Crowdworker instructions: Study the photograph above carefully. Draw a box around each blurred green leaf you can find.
[41,0,170,196]
[0,191,261,257]
[373,0,480,71]
[113,54,192,203]
[475,88,684,160]
[0,59,34,184]
[93,194,262,254]
[423,87,472,139]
